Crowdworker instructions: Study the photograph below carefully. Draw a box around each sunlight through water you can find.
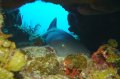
[19,0,71,40]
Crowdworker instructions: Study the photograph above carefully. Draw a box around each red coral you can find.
[91,45,109,70]
[92,45,108,62]
[92,52,106,64]
[62,59,81,79]
[65,67,81,79]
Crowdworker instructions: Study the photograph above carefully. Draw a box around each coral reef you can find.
[0,36,27,79]
[0,13,4,29]
[0,13,26,79]
[91,39,120,69]
[19,46,89,79]
[0,67,14,79]
[0,36,120,79]
[21,46,56,58]
[63,54,87,79]
[0,36,26,78]
[0,35,26,71]
[23,53,59,75]
[88,39,120,79]
[20,46,64,78]
[89,67,118,79]
[0,14,120,79]
[5,50,26,71]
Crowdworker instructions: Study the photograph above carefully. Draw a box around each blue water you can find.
[19,0,71,40]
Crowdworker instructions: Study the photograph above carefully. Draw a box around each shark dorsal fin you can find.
[47,18,57,31]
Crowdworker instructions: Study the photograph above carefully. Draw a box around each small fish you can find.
[42,18,90,57]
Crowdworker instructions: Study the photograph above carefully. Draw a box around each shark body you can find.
[42,18,90,57]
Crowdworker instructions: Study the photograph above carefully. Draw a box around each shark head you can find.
[42,18,90,57]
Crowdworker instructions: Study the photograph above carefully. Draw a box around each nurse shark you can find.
[42,18,90,57]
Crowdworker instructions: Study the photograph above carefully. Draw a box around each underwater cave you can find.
[1,0,120,79]
[2,0,120,51]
